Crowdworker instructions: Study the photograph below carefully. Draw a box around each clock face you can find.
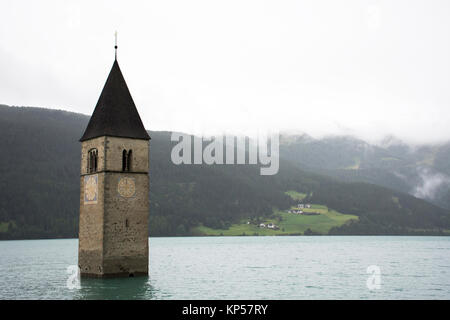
[118,177,136,198]
[84,174,98,204]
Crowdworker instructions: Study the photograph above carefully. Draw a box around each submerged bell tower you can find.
[78,42,150,277]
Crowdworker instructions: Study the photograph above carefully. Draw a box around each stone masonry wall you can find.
[79,136,149,277]
[103,172,149,276]
[78,172,105,276]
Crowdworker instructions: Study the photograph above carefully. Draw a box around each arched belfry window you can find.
[127,150,132,171]
[94,150,98,172]
[122,149,133,172]
[122,149,127,171]
[87,148,98,174]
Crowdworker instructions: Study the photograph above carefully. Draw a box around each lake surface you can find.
[0,236,449,299]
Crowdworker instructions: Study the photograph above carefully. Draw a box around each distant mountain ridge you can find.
[1,104,450,239]
[279,133,450,210]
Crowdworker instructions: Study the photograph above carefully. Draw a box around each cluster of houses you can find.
[287,203,320,216]
[288,209,304,214]
[246,202,318,231]
[258,223,280,230]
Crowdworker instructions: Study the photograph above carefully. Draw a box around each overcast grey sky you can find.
[0,0,449,144]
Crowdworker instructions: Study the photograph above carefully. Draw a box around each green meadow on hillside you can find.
[192,198,359,236]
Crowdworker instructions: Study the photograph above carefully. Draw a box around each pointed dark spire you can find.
[80,59,150,142]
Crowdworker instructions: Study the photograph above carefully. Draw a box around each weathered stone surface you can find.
[79,137,149,278]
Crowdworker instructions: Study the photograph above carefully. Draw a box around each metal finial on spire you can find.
[114,31,118,60]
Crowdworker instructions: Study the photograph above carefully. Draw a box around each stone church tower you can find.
[78,55,150,278]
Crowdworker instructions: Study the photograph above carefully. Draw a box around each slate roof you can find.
[80,59,150,141]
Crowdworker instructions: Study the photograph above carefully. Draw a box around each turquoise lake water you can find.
[0,236,449,299]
